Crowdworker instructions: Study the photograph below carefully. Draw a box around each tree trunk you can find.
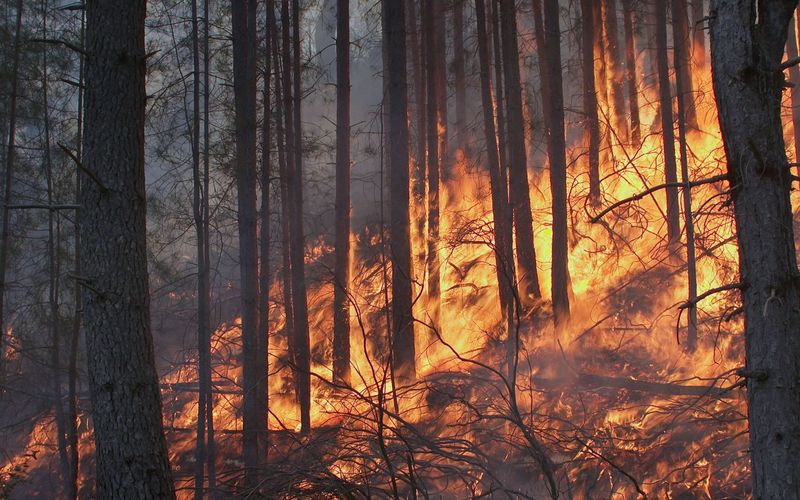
[531,0,552,146]
[692,0,706,69]
[490,0,508,175]
[710,1,800,497]
[499,0,541,305]
[602,0,629,141]
[333,0,351,386]
[655,0,681,247]
[543,0,570,329]
[581,0,601,205]
[290,0,312,433]
[0,0,23,384]
[423,0,441,337]
[384,0,415,381]
[82,1,175,496]
[672,0,698,129]
[787,13,800,164]
[231,0,263,486]
[475,0,514,321]
[622,0,641,145]
[453,0,467,157]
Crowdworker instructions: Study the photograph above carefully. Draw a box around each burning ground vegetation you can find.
[3,60,790,498]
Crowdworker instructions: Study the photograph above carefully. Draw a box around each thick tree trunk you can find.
[672,0,698,129]
[499,0,541,305]
[81,1,175,496]
[622,0,641,145]
[787,14,800,163]
[453,0,467,157]
[602,0,629,141]
[655,0,681,247]
[475,0,514,321]
[580,0,601,205]
[333,0,351,386]
[290,0,312,433]
[543,0,570,329]
[710,1,800,497]
[384,0,415,381]
[231,0,263,486]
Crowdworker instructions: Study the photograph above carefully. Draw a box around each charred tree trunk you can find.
[408,0,427,291]
[672,0,698,129]
[475,0,514,321]
[655,0,681,247]
[531,0,552,144]
[333,0,351,386]
[231,0,263,485]
[384,0,415,381]
[580,0,601,205]
[500,0,541,305]
[81,1,175,496]
[290,0,312,433]
[454,0,467,157]
[0,0,22,383]
[543,0,570,329]
[622,0,641,145]
[602,0,629,141]
[490,0,508,175]
[692,0,706,69]
[709,1,800,497]
[423,0,442,336]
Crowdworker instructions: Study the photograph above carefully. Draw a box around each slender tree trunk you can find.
[259,0,274,458]
[384,0,415,381]
[672,0,698,129]
[489,0,508,175]
[408,0,427,294]
[423,0,441,337]
[580,0,601,205]
[499,0,541,305]
[82,1,175,496]
[475,0,514,321]
[333,0,351,386]
[543,0,570,329]
[0,0,23,383]
[433,0,449,178]
[290,0,312,433]
[655,0,681,247]
[453,0,467,157]
[602,0,629,141]
[66,10,85,498]
[622,0,641,145]
[709,1,800,497]
[531,0,552,145]
[202,0,217,491]
[279,0,295,370]
[674,0,698,351]
[231,0,263,486]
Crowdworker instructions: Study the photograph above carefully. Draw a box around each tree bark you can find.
[602,0,629,141]
[655,0,681,247]
[787,13,800,164]
[692,0,706,69]
[384,0,415,381]
[475,0,514,322]
[622,0,641,145]
[333,0,351,386]
[710,1,800,497]
[454,0,467,157]
[580,0,601,205]
[499,0,541,305]
[543,0,570,329]
[82,0,175,496]
[231,0,264,486]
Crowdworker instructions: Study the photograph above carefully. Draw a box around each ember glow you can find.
[2,0,800,498]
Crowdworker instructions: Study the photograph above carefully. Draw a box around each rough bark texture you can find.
[581,0,601,205]
[333,0,351,385]
[384,0,415,380]
[710,1,800,497]
[499,0,541,304]
[602,0,629,140]
[81,1,175,497]
[655,0,681,247]
[787,14,800,162]
[475,0,514,320]
[543,0,570,328]
[231,0,264,485]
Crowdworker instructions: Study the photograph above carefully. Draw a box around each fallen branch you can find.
[530,372,733,398]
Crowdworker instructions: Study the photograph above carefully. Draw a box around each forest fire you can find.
[2,0,800,498]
